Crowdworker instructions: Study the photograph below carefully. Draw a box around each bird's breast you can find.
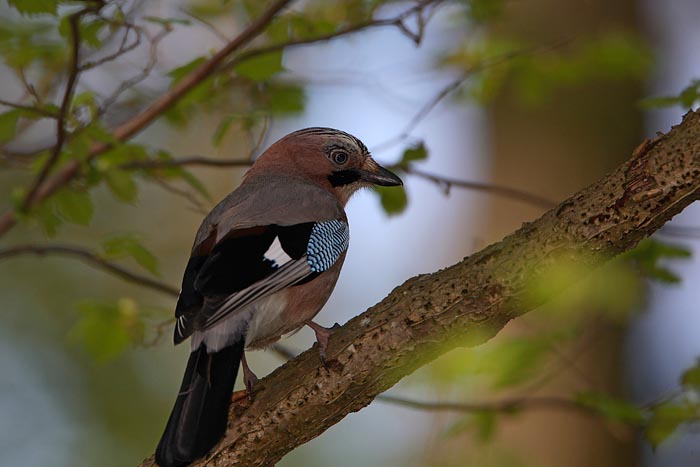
[246,252,346,349]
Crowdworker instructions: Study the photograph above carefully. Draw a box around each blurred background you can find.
[1,1,699,466]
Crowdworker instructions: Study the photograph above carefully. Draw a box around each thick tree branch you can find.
[137,111,700,467]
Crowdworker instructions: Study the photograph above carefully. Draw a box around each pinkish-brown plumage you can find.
[156,128,401,467]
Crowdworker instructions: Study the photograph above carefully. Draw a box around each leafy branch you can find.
[0,0,295,237]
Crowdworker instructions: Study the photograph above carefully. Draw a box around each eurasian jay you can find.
[155,127,402,467]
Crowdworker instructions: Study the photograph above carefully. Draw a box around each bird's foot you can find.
[241,352,258,402]
[305,320,341,370]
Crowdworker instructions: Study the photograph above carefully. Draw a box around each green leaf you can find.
[234,51,284,81]
[168,57,206,86]
[645,402,698,448]
[68,298,144,362]
[105,169,138,203]
[212,115,237,146]
[143,16,191,27]
[472,410,497,442]
[267,84,305,114]
[575,392,645,425]
[624,238,691,283]
[640,80,700,110]
[468,0,505,22]
[0,110,22,144]
[8,0,58,16]
[373,185,408,216]
[81,19,106,48]
[55,188,93,225]
[98,143,148,168]
[71,91,97,120]
[35,199,62,237]
[102,235,159,276]
[681,361,700,390]
[445,411,498,443]
[400,141,428,168]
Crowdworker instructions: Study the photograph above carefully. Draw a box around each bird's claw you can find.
[241,352,258,402]
[306,320,341,371]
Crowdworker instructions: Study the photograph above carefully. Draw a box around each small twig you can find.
[377,394,596,416]
[658,224,700,239]
[142,317,176,348]
[405,167,556,209]
[268,344,595,418]
[17,66,41,103]
[181,8,229,43]
[247,115,270,161]
[20,5,101,211]
[150,176,209,215]
[0,99,57,118]
[79,22,142,71]
[220,0,443,73]
[121,155,251,170]
[0,243,179,297]
[97,26,170,118]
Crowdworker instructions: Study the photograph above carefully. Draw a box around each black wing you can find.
[174,220,348,344]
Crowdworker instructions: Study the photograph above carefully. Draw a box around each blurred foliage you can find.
[1,1,699,466]
[443,32,651,105]
[640,79,700,110]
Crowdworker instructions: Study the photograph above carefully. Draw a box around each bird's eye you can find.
[332,151,348,165]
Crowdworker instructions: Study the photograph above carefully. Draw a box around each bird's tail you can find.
[155,339,244,467]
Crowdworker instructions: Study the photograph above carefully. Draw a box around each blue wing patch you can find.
[306,220,349,273]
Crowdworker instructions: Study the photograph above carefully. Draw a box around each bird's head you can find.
[247,127,403,205]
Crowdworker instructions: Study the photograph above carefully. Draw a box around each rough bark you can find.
[140,110,700,467]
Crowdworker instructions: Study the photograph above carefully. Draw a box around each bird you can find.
[155,127,403,467]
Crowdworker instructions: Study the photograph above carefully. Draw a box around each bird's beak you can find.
[359,158,403,186]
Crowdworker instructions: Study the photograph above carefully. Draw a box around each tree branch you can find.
[377,394,595,417]
[0,99,57,118]
[0,0,295,238]
[20,4,102,212]
[0,244,178,297]
[137,111,700,466]
[404,167,556,209]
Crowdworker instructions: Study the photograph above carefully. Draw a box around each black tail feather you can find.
[155,339,244,467]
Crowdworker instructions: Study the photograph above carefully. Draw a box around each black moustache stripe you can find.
[328,169,361,187]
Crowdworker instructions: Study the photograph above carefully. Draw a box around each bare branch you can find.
[79,22,142,71]
[405,167,556,209]
[97,26,170,117]
[149,176,209,215]
[0,244,178,297]
[377,394,595,417]
[122,155,251,170]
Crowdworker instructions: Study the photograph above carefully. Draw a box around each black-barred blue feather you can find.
[307,220,350,273]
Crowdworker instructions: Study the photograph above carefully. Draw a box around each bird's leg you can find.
[241,352,258,401]
[305,320,341,369]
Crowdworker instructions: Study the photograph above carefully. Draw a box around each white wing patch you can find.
[264,236,292,267]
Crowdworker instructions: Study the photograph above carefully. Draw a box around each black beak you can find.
[359,160,403,186]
